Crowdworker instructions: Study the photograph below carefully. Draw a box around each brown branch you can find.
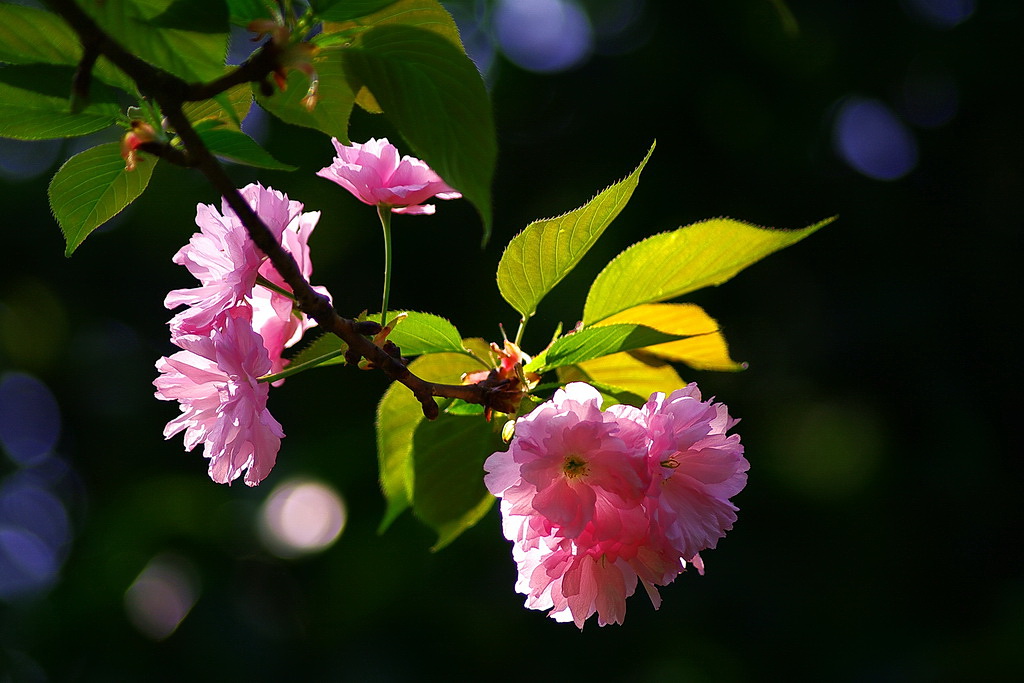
[44,0,508,419]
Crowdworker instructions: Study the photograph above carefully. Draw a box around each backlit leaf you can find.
[319,0,462,50]
[412,412,502,550]
[183,84,252,129]
[195,126,297,170]
[593,303,745,371]
[583,217,834,325]
[527,323,685,373]
[0,65,121,140]
[49,143,156,256]
[255,47,355,142]
[371,311,468,357]
[558,353,686,406]
[0,4,135,91]
[80,0,228,83]
[497,143,654,321]
[376,343,489,533]
[313,0,402,22]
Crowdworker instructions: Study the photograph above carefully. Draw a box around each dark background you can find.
[1,1,1020,680]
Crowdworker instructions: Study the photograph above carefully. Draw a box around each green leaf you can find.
[376,348,487,533]
[0,65,122,140]
[80,0,229,83]
[497,143,655,321]
[0,4,135,91]
[527,324,686,373]
[255,47,355,142]
[285,333,348,370]
[342,24,496,242]
[412,413,501,550]
[371,311,466,357]
[49,142,157,256]
[319,0,463,50]
[195,126,297,170]
[583,217,835,325]
[225,0,278,25]
[183,83,252,129]
[0,4,79,66]
[313,0,402,22]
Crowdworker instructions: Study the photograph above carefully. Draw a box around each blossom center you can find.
[562,453,589,479]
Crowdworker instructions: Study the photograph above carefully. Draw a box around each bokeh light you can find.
[833,97,919,181]
[0,138,62,182]
[0,372,61,466]
[901,0,975,29]
[446,1,497,77]
[258,479,347,558]
[494,0,593,73]
[124,554,200,641]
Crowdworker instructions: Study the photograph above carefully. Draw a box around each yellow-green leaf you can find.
[560,352,686,405]
[583,217,834,325]
[497,143,655,321]
[526,323,684,374]
[593,303,745,371]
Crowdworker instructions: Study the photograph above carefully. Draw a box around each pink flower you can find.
[641,384,749,564]
[154,308,284,486]
[485,381,747,628]
[316,137,462,215]
[165,183,330,373]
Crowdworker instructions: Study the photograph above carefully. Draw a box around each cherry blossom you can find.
[164,183,329,373]
[485,381,747,628]
[316,137,462,214]
[154,308,284,487]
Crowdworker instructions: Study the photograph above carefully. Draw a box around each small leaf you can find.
[255,47,354,142]
[583,217,834,325]
[412,412,502,550]
[342,25,496,241]
[282,333,348,370]
[313,0,402,22]
[371,311,466,357]
[0,65,121,140]
[196,126,297,170]
[527,324,686,373]
[558,353,686,405]
[593,303,745,371]
[49,142,156,256]
[376,346,488,532]
[497,143,655,321]
[183,83,253,129]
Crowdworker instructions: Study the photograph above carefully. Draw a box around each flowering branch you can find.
[44,0,507,419]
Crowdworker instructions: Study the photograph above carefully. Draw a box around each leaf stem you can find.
[378,204,393,328]
[258,347,346,383]
[256,274,296,301]
[514,317,527,347]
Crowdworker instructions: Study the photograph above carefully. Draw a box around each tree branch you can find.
[44,0,512,419]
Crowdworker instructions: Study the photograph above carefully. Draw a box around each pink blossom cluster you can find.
[154,184,331,486]
[484,382,748,628]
